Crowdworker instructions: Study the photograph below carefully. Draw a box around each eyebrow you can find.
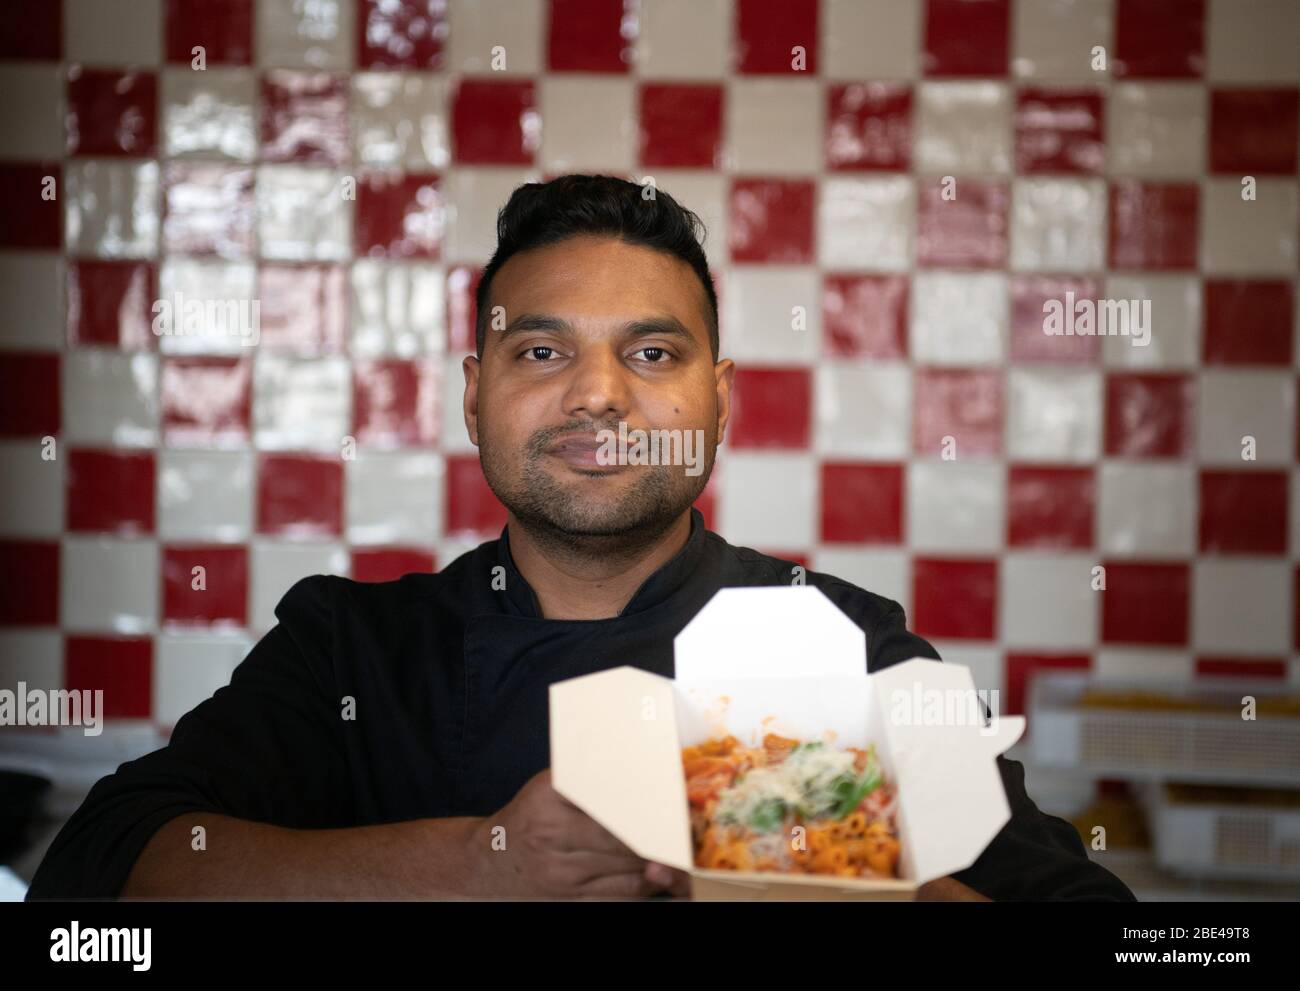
[496,314,701,349]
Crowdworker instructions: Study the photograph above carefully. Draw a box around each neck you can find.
[505,510,693,620]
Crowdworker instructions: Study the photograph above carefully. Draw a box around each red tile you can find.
[66,449,156,534]
[1108,181,1199,270]
[916,179,1008,268]
[0,0,61,59]
[67,261,156,350]
[1014,88,1106,174]
[826,83,911,171]
[447,265,484,353]
[1209,88,1300,176]
[451,80,538,165]
[357,0,447,70]
[735,0,818,73]
[1113,0,1205,78]
[639,84,724,168]
[66,67,158,158]
[0,163,62,250]
[912,368,1003,456]
[1199,470,1287,554]
[1104,372,1194,458]
[0,541,59,626]
[162,162,255,258]
[1009,275,1102,363]
[256,454,344,537]
[1203,280,1293,365]
[1100,561,1190,646]
[1007,465,1095,549]
[923,0,1010,77]
[445,455,508,538]
[728,367,811,449]
[351,547,436,582]
[912,557,998,640]
[257,264,346,354]
[1195,656,1286,679]
[1005,653,1091,716]
[162,544,249,626]
[260,71,350,164]
[161,357,252,448]
[823,274,909,360]
[353,359,439,447]
[728,178,815,264]
[548,0,631,72]
[166,0,252,64]
[65,636,153,720]
[355,172,445,258]
[820,463,904,544]
[0,353,60,437]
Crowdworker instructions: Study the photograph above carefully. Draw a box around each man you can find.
[27,175,1133,901]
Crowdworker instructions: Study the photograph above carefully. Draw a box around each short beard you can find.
[478,416,715,559]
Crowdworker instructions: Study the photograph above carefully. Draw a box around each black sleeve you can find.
[24,576,353,900]
[866,604,1136,902]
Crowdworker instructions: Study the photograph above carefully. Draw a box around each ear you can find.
[713,358,735,446]
[462,354,481,447]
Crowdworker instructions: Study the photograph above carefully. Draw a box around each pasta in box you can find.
[549,586,1025,901]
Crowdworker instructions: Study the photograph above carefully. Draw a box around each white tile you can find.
[0,441,64,538]
[721,266,819,364]
[1201,178,1298,276]
[1101,274,1201,369]
[254,355,351,451]
[158,450,254,541]
[649,172,728,268]
[1007,368,1101,463]
[1012,0,1113,82]
[249,542,348,632]
[1094,648,1194,683]
[0,255,65,351]
[1107,84,1206,178]
[446,0,543,74]
[61,537,159,634]
[350,260,446,357]
[154,635,251,728]
[352,72,451,170]
[0,65,64,160]
[441,167,541,264]
[1197,370,1295,466]
[725,79,821,174]
[823,0,921,79]
[1001,553,1098,649]
[1193,559,1290,654]
[816,363,911,458]
[929,644,1003,699]
[256,165,352,262]
[0,631,63,693]
[256,0,354,70]
[62,351,159,448]
[540,76,635,173]
[717,454,816,549]
[156,259,258,356]
[162,67,257,161]
[1097,462,1196,557]
[811,547,910,614]
[1206,0,1300,82]
[635,0,729,77]
[65,160,160,259]
[907,461,1004,553]
[1010,178,1107,272]
[346,451,443,544]
[915,82,1012,175]
[819,175,915,271]
[66,0,161,65]
[910,272,1007,365]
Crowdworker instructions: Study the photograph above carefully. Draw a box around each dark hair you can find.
[474,174,719,361]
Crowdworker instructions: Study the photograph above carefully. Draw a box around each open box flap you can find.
[549,666,693,871]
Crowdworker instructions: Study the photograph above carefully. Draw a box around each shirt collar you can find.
[495,507,709,619]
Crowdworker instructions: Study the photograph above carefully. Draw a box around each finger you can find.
[546,806,644,859]
[644,862,691,897]
[575,870,663,900]
[554,848,649,886]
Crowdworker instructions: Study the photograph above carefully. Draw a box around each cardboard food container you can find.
[550,586,1026,901]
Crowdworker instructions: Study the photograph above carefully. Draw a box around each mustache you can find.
[526,418,624,456]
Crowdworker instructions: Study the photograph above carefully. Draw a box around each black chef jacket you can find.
[26,507,1135,901]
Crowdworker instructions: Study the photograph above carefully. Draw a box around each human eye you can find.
[520,345,557,361]
[631,345,673,364]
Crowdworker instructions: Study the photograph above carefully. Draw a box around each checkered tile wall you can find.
[1,0,1298,740]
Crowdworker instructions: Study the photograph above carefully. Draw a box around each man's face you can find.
[463,235,733,544]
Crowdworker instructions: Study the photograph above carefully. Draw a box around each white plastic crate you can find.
[1144,784,1300,883]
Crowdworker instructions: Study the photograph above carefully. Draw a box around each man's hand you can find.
[464,768,690,899]
[915,876,991,901]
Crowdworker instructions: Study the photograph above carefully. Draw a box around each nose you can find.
[560,347,632,425]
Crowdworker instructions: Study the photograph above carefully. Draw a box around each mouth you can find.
[544,433,624,473]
